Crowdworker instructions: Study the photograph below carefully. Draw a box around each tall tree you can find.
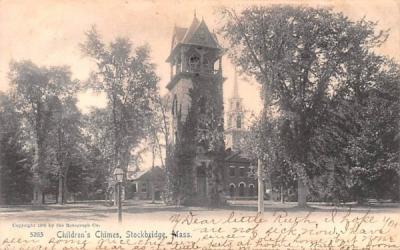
[9,61,77,205]
[50,96,83,204]
[147,94,174,203]
[0,92,32,204]
[220,6,388,206]
[80,27,159,203]
[83,108,114,202]
[334,55,400,202]
[148,94,171,170]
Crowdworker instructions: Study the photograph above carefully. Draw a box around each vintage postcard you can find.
[0,0,399,249]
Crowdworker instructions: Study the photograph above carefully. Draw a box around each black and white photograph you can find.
[0,0,399,249]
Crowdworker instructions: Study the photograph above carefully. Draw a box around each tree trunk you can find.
[151,182,155,203]
[41,192,45,204]
[297,178,307,207]
[257,159,264,214]
[280,185,284,203]
[105,188,110,204]
[58,175,63,204]
[32,147,43,205]
[63,173,68,204]
[114,184,118,206]
[32,174,43,205]
[32,101,45,206]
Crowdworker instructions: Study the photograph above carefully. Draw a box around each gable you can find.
[225,150,251,163]
[171,26,187,50]
[183,21,220,49]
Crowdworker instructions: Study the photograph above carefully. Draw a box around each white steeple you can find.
[233,67,239,98]
[225,67,245,151]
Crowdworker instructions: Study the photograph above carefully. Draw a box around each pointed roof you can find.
[181,15,200,44]
[174,26,188,43]
[232,67,239,98]
[183,19,220,49]
[169,15,221,59]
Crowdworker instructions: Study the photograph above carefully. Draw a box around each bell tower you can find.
[166,15,225,206]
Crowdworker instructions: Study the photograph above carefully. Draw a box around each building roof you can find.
[174,26,188,42]
[181,16,200,44]
[168,16,221,62]
[127,166,165,181]
[127,170,147,180]
[183,18,220,49]
[225,149,252,163]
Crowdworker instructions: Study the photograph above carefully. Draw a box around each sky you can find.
[0,0,399,168]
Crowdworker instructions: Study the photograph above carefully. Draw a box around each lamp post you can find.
[113,167,124,223]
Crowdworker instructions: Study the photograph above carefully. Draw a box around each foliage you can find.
[8,61,79,204]
[336,56,400,201]
[83,108,115,199]
[220,5,398,203]
[80,26,160,179]
[168,76,225,206]
[0,93,32,204]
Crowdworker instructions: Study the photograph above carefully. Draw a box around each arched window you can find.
[229,184,235,197]
[249,184,255,197]
[239,182,245,197]
[236,115,242,129]
[172,95,178,116]
[203,58,211,73]
[189,54,200,72]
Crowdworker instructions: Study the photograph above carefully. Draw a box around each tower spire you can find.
[233,67,239,98]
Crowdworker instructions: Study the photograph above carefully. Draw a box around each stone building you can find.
[166,15,225,206]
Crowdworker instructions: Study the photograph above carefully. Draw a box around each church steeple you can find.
[233,67,239,98]
[225,68,245,151]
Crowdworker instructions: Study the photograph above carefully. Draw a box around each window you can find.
[239,167,245,177]
[229,166,235,177]
[172,95,178,116]
[237,115,242,129]
[141,183,147,193]
[249,184,255,197]
[203,58,211,72]
[197,165,206,177]
[239,182,245,197]
[229,184,235,197]
[132,183,137,193]
[189,54,200,72]
[176,58,181,73]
